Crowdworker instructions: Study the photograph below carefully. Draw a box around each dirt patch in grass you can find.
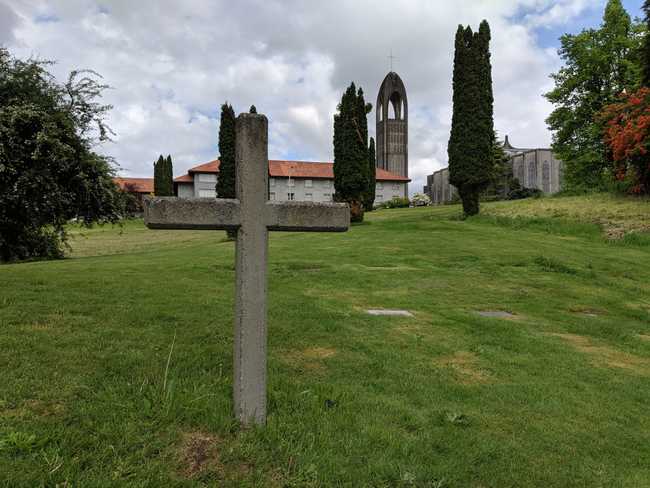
[549,333,650,376]
[433,351,492,385]
[638,334,650,342]
[302,347,337,359]
[178,432,224,479]
[279,347,337,373]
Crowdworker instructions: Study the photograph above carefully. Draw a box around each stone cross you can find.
[144,113,349,426]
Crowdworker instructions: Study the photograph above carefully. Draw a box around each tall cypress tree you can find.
[164,155,174,196]
[333,82,369,222]
[216,103,237,238]
[448,21,494,216]
[153,154,165,196]
[642,0,650,87]
[364,137,376,211]
[216,103,236,200]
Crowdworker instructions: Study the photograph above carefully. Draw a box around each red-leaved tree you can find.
[600,87,650,194]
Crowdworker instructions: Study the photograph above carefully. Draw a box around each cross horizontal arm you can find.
[144,197,241,230]
[265,201,349,232]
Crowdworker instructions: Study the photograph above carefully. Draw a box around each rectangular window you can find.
[323,193,331,201]
[269,192,276,201]
[325,180,332,188]
[270,178,275,187]
[376,194,383,201]
[393,195,400,200]
[305,179,312,188]
[287,192,295,201]
[393,183,399,190]
[198,189,216,198]
[377,182,383,190]
[199,173,217,182]
[288,179,295,187]
[305,193,313,201]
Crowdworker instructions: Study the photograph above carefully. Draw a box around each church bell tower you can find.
[376,71,408,196]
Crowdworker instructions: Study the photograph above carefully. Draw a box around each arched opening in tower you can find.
[388,91,402,120]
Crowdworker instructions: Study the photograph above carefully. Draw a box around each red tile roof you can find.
[113,177,153,193]
[173,173,193,183]
[175,159,410,183]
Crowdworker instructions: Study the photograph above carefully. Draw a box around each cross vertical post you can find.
[143,111,350,428]
[233,114,268,425]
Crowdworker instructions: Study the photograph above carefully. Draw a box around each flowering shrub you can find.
[411,193,431,206]
[600,87,650,194]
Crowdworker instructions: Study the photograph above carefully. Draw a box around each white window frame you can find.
[305,179,313,188]
[288,179,295,187]
[376,194,383,201]
[305,193,313,201]
[377,182,383,190]
[270,178,275,187]
[269,192,276,201]
[287,192,295,201]
[393,183,399,190]
[198,189,216,198]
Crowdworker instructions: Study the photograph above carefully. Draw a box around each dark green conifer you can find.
[216,103,236,200]
[641,0,650,87]
[448,20,494,216]
[333,82,369,222]
[364,137,376,211]
[153,154,165,196]
[216,103,237,238]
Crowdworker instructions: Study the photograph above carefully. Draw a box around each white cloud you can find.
[4,0,597,193]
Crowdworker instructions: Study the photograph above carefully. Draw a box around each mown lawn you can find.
[1,196,649,487]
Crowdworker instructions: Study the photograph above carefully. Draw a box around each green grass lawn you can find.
[1,196,649,487]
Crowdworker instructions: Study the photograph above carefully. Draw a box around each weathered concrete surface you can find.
[233,113,269,426]
[366,309,414,317]
[265,201,349,232]
[143,112,350,427]
[144,197,241,230]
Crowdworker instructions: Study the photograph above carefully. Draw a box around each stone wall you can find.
[424,149,564,205]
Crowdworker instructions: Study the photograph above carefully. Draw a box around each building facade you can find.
[376,71,408,197]
[424,136,564,205]
[174,160,410,204]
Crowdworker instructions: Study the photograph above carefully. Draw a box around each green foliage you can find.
[0,48,122,262]
[545,0,645,191]
[153,154,173,196]
[216,103,237,239]
[333,82,370,222]
[378,196,410,209]
[507,187,544,201]
[448,21,495,216]
[216,103,236,200]
[644,0,650,86]
[364,137,376,211]
[2,196,650,485]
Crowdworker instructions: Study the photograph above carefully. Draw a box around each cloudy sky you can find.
[1,0,644,193]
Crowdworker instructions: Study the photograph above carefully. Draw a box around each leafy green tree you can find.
[333,82,370,222]
[163,154,174,197]
[216,103,237,238]
[154,154,173,196]
[364,137,376,211]
[448,21,495,216]
[642,0,650,88]
[545,0,644,191]
[0,48,122,262]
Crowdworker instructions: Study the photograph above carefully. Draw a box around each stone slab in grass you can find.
[476,311,517,319]
[366,309,414,317]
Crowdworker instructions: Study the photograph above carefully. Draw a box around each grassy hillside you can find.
[1,195,649,486]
